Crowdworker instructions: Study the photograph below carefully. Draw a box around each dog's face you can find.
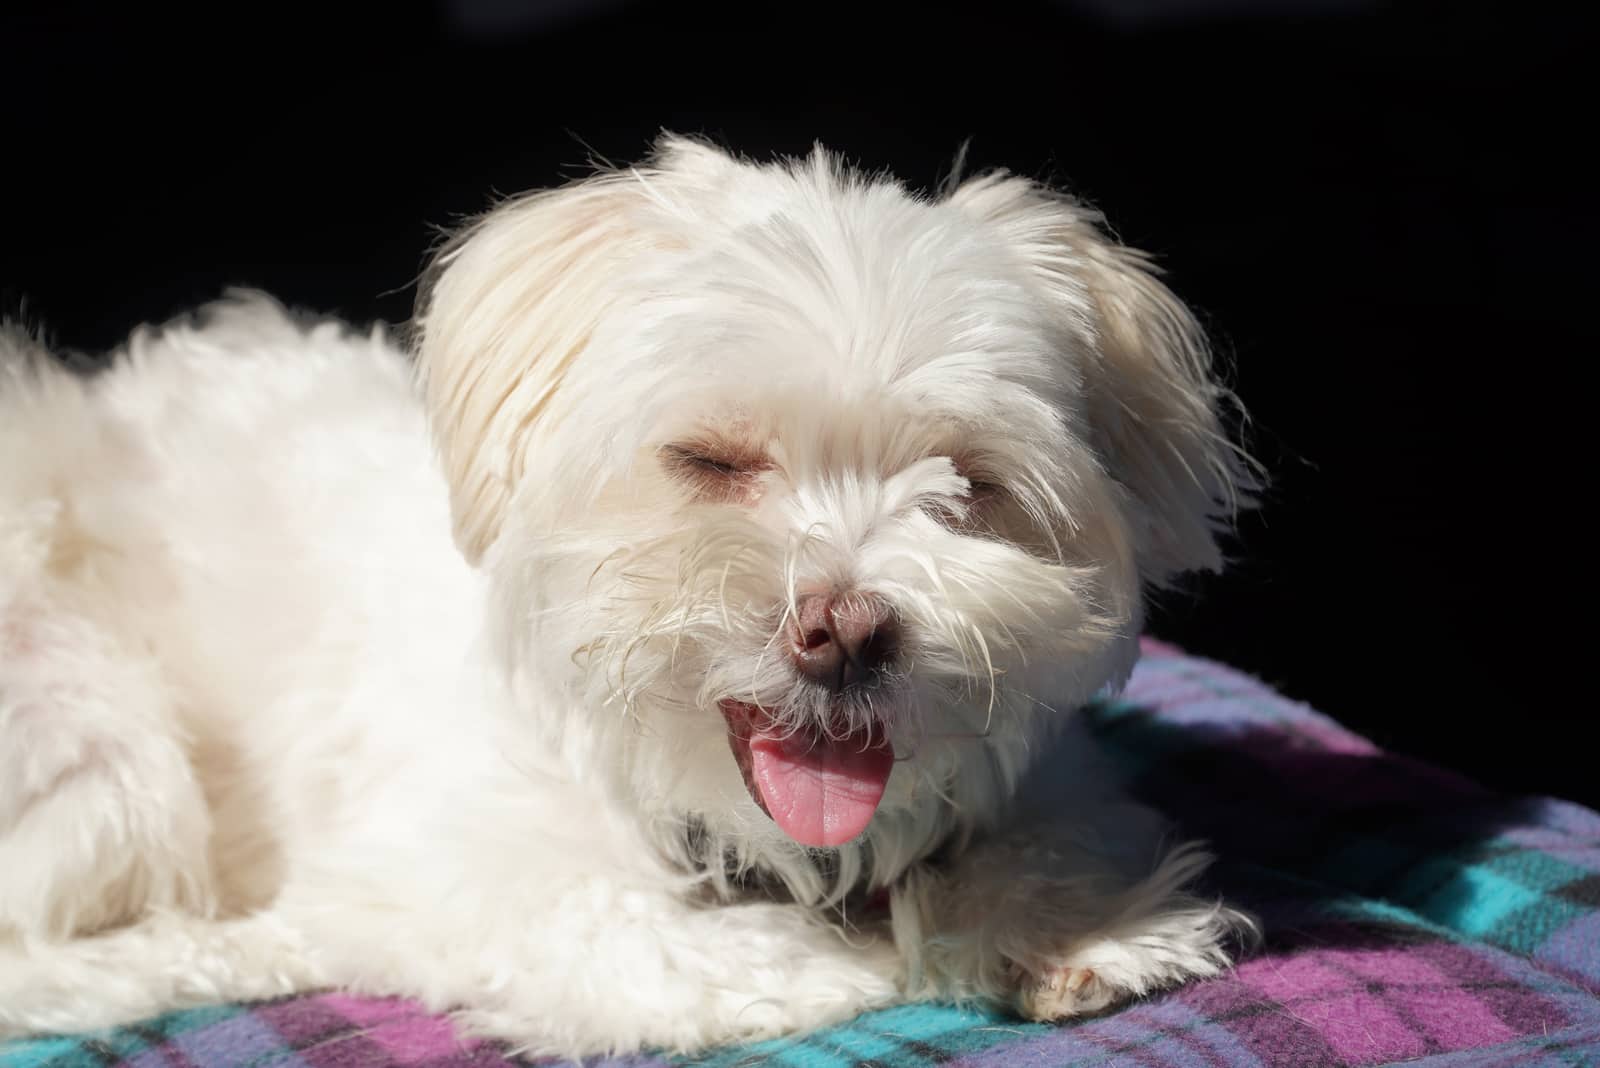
[414,138,1246,892]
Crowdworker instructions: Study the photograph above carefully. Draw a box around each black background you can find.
[3,2,1592,805]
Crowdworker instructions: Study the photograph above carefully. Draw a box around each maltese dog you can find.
[0,136,1255,1057]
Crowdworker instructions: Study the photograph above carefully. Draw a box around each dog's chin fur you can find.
[0,136,1258,1057]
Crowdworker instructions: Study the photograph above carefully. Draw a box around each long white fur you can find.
[0,137,1255,1057]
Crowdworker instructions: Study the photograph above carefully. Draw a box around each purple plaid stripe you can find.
[939,929,1596,1068]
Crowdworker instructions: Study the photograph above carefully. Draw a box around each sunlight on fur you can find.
[0,135,1258,1057]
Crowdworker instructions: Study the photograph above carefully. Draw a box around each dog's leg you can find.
[892,833,1255,1020]
[303,885,903,1059]
[470,898,902,1056]
[0,590,214,939]
[0,911,322,1037]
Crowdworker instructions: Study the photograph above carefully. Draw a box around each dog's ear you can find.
[950,173,1254,583]
[412,172,660,564]
[413,136,746,564]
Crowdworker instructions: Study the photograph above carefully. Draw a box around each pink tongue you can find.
[748,726,894,847]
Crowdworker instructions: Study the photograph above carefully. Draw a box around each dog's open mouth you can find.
[718,699,894,848]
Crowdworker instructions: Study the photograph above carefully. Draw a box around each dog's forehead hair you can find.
[640,177,1065,375]
[624,255,1078,456]
[572,172,1095,480]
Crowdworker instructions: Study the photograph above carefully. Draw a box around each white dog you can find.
[0,137,1255,1057]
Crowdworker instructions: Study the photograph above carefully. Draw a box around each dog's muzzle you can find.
[714,589,900,848]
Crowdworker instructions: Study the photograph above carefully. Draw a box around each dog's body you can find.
[0,139,1253,1057]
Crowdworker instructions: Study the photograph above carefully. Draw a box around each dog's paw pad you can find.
[1012,963,1124,1021]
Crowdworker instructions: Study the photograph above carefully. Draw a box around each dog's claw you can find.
[1012,963,1123,1021]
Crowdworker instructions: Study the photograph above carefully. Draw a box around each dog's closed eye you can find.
[952,458,1004,504]
[916,456,1005,529]
[961,476,1002,504]
[661,442,771,503]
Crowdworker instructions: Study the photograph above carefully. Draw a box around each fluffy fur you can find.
[0,137,1256,1057]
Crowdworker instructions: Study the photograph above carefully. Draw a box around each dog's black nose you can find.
[789,591,898,691]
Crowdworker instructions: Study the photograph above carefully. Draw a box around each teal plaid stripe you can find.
[0,1005,253,1068]
[673,1003,1048,1068]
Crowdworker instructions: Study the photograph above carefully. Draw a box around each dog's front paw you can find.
[997,895,1247,1023]
[985,845,1257,1022]
[900,841,1256,1023]
[1009,961,1124,1021]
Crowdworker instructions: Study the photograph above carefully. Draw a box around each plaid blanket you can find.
[4,640,1597,1068]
